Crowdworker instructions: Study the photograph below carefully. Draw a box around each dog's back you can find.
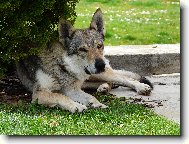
[16,41,68,92]
[16,56,41,92]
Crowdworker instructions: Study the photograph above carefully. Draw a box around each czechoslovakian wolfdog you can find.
[16,8,153,113]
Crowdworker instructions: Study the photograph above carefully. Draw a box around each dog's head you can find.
[58,8,106,75]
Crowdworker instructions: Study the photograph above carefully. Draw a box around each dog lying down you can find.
[16,8,153,113]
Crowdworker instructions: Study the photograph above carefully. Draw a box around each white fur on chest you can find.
[36,69,55,90]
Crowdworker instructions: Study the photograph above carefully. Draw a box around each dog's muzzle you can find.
[84,58,105,75]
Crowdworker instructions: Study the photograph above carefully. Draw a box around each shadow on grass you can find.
[0,93,148,117]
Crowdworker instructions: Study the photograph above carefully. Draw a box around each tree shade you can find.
[0,0,79,75]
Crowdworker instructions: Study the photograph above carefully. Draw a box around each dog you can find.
[16,8,153,113]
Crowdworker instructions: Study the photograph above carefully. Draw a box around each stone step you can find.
[104,44,180,76]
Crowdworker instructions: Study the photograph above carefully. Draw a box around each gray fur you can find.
[16,8,153,113]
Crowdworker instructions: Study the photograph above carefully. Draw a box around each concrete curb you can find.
[104,44,180,76]
[110,73,180,123]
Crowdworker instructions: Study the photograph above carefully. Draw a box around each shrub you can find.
[0,0,79,76]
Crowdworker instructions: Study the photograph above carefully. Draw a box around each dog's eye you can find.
[79,47,88,52]
[97,43,103,49]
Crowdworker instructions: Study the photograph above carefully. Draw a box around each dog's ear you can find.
[58,19,75,46]
[90,8,105,38]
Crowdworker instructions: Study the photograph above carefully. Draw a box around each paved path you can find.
[110,73,180,123]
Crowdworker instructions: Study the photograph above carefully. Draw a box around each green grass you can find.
[0,94,180,135]
[0,0,181,135]
[74,0,180,45]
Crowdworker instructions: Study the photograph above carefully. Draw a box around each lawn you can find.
[0,0,180,135]
[0,94,180,135]
[74,0,180,45]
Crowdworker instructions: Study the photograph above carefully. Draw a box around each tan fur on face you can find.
[67,28,104,63]
[87,39,104,62]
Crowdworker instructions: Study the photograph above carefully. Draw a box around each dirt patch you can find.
[126,97,167,108]
[0,71,32,104]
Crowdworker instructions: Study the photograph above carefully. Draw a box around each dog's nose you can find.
[95,58,105,73]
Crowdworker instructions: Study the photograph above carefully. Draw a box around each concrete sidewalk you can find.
[110,73,180,123]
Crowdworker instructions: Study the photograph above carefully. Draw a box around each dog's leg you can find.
[92,67,152,95]
[32,88,87,113]
[109,69,141,80]
[64,89,107,108]
[108,69,153,89]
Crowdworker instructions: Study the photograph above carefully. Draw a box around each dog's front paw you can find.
[59,101,87,113]
[97,83,111,94]
[88,98,108,109]
[70,102,88,113]
[136,83,152,96]
[90,102,108,109]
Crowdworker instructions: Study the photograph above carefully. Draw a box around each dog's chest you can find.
[36,69,60,90]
